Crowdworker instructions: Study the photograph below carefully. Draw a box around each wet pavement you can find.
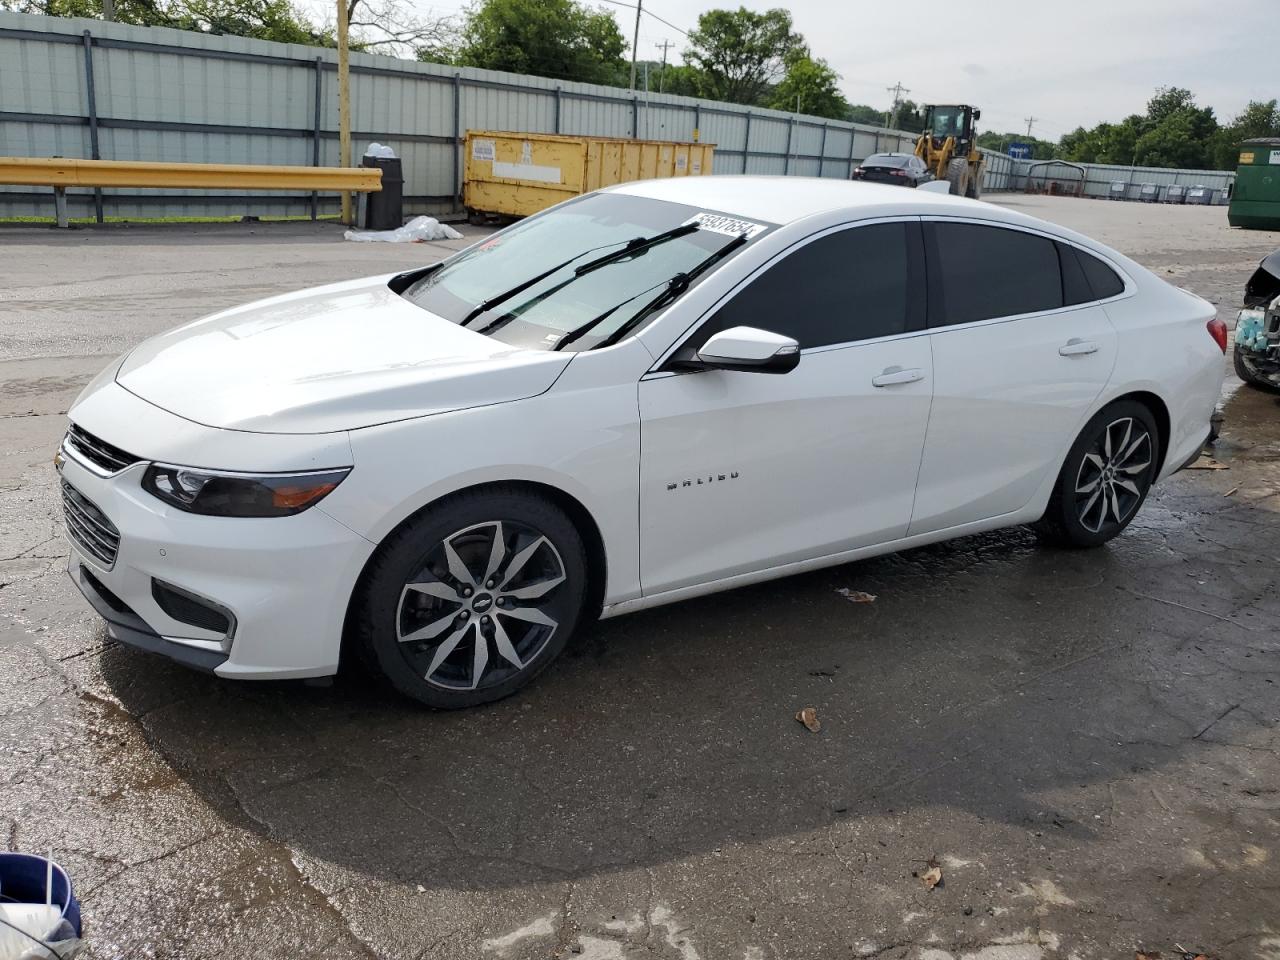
[1,198,1279,959]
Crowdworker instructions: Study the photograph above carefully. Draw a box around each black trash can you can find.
[361,155,403,230]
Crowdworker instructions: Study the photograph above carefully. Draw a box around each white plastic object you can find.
[343,215,463,243]
[363,142,396,159]
[0,903,64,959]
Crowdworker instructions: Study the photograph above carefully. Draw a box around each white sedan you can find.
[59,177,1226,707]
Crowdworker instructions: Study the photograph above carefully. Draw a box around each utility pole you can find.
[1024,115,1038,138]
[337,0,352,225]
[628,0,642,91]
[656,39,673,94]
[886,81,910,128]
[101,0,114,20]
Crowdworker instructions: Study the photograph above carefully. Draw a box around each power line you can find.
[594,0,690,38]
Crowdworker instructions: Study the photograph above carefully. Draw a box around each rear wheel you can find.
[1034,400,1160,548]
[354,489,588,708]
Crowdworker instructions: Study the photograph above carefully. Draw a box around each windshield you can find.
[399,193,770,351]
[930,107,965,139]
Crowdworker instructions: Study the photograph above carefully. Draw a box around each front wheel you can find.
[354,488,588,708]
[1034,401,1160,548]
[1234,344,1279,392]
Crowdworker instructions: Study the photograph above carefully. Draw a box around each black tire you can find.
[1234,344,1280,393]
[1034,400,1161,548]
[353,487,588,708]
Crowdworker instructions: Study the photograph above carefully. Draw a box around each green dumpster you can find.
[1229,138,1280,230]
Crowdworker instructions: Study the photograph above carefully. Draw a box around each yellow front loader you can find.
[914,104,985,199]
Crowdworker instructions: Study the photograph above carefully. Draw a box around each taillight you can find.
[1207,318,1228,353]
[889,169,906,177]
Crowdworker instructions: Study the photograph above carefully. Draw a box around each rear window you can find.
[930,222,1063,326]
[865,154,911,168]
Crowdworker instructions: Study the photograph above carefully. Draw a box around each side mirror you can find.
[695,326,800,374]
[919,179,953,195]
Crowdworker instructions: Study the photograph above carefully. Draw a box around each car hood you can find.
[115,276,573,434]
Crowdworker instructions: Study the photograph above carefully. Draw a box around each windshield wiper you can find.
[570,222,699,277]
[459,223,699,329]
[552,230,751,353]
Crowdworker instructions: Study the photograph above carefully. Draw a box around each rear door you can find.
[638,219,935,596]
[908,219,1118,536]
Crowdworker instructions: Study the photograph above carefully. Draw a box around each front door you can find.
[638,219,935,597]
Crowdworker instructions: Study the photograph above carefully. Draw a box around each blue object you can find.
[1237,309,1266,352]
[0,853,82,938]
[1008,143,1032,159]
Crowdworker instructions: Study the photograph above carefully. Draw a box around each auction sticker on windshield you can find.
[684,213,767,239]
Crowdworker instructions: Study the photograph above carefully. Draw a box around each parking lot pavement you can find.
[1,198,1278,959]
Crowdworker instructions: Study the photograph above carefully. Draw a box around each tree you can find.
[683,7,802,105]
[767,49,849,120]
[847,103,884,126]
[1212,99,1280,169]
[889,99,926,133]
[1058,88,1222,169]
[170,0,325,44]
[453,0,626,85]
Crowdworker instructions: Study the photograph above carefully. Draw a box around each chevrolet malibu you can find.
[59,177,1227,708]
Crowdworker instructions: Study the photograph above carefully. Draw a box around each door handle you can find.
[871,366,925,387]
[1059,338,1100,357]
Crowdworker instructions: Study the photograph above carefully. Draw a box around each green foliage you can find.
[453,0,625,85]
[847,103,886,126]
[888,99,926,133]
[683,6,802,105]
[1058,87,1225,170]
[1212,99,1280,169]
[3,0,329,43]
[766,50,849,120]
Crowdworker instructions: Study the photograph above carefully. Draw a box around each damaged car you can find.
[1236,248,1280,390]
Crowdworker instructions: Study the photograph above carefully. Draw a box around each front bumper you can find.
[59,452,375,680]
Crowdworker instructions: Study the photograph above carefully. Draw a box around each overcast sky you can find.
[345,0,1269,137]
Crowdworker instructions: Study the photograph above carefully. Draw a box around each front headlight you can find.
[142,464,351,517]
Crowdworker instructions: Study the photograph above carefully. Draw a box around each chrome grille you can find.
[61,480,120,568]
[65,424,141,475]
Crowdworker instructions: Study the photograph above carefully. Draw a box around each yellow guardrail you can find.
[0,156,381,226]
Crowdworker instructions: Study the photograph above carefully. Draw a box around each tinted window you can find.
[930,223,1063,325]
[1058,243,1093,306]
[1077,249,1126,299]
[703,223,916,349]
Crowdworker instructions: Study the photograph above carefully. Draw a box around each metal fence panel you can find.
[0,10,954,221]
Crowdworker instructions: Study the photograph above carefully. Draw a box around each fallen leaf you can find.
[795,706,821,732]
[921,865,942,890]
[836,588,877,603]
[1135,951,1162,960]
[1185,456,1229,471]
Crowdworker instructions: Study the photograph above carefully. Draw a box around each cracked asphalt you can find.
[2,197,1278,960]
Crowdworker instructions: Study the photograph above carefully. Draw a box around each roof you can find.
[610,175,976,226]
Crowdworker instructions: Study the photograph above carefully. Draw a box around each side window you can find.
[1076,249,1126,299]
[929,222,1063,326]
[700,222,919,350]
[1058,242,1094,306]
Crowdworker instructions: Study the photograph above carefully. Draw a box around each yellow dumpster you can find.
[463,130,716,220]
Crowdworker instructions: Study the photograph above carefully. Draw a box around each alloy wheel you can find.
[1073,417,1153,534]
[395,520,567,691]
